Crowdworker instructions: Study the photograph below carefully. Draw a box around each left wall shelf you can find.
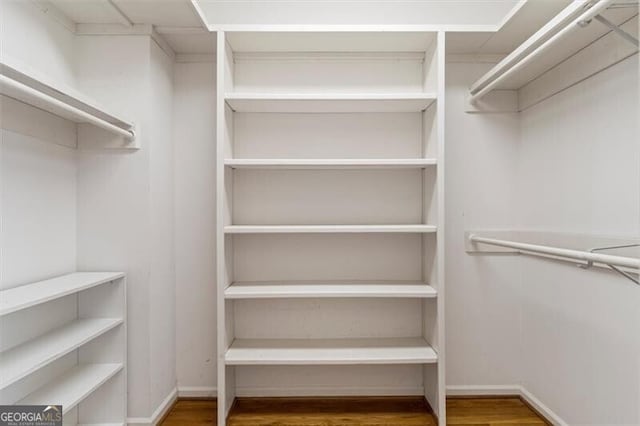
[0,272,127,425]
[0,56,138,149]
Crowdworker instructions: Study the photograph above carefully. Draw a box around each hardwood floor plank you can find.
[160,396,546,426]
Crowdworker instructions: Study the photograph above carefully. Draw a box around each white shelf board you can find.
[0,318,123,389]
[226,338,437,365]
[224,225,437,234]
[225,93,437,113]
[225,281,437,299]
[478,5,638,91]
[224,158,437,169]
[0,272,125,316]
[18,363,123,414]
[1,56,132,128]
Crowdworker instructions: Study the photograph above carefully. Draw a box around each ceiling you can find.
[44,0,608,56]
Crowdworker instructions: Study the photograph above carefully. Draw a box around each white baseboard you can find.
[519,387,568,426]
[177,386,217,398]
[235,386,424,397]
[446,384,521,396]
[127,387,177,426]
[446,384,568,426]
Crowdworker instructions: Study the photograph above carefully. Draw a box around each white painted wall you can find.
[446,54,640,423]
[75,34,178,420]
[0,0,77,87]
[0,0,78,290]
[517,56,640,424]
[444,61,523,390]
[173,61,217,396]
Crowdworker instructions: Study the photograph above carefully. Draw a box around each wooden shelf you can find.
[226,338,437,365]
[18,363,123,414]
[225,93,437,113]
[225,281,436,299]
[225,225,437,234]
[224,159,437,169]
[0,272,124,316]
[0,318,122,389]
[1,56,135,139]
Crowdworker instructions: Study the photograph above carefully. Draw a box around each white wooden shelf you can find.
[0,272,124,316]
[225,93,437,113]
[224,225,437,234]
[1,56,136,144]
[0,318,123,389]
[226,338,437,365]
[224,159,437,169]
[18,363,123,414]
[225,281,437,299]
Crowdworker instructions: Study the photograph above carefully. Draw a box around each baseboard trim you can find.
[446,385,567,426]
[446,384,521,396]
[235,386,424,397]
[177,386,218,399]
[519,387,568,426]
[127,387,178,426]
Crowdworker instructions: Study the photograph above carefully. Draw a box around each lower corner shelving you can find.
[18,363,123,414]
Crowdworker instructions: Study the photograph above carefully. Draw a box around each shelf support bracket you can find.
[578,244,640,285]
[593,14,639,47]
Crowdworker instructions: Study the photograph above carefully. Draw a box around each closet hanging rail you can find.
[0,74,136,141]
[469,0,625,104]
[468,234,640,285]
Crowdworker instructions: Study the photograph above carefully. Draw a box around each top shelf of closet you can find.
[225,93,437,113]
[469,0,638,99]
[0,56,136,143]
[0,272,125,316]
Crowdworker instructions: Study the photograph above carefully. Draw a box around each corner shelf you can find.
[226,338,437,365]
[0,318,123,388]
[0,272,124,316]
[224,158,437,169]
[18,363,123,414]
[225,281,437,299]
[1,272,126,424]
[225,93,437,113]
[224,224,437,234]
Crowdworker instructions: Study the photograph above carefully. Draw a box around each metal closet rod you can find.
[468,234,640,285]
[469,0,617,104]
[0,74,135,141]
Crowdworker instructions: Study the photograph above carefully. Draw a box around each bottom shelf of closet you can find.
[225,338,437,366]
[18,363,123,414]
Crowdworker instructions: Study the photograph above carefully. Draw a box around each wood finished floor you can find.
[160,397,548,425]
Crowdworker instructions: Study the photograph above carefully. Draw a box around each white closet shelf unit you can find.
[469,0,639,104]
[224,225,438,234]
[225,338,438,366]
[225,281,437,299]
[0,57,138,148]
[0,272,126,425]
[218,29,445,425]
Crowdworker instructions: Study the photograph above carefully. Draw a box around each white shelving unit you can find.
[0,272,126,425]
[216,30,446,425]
